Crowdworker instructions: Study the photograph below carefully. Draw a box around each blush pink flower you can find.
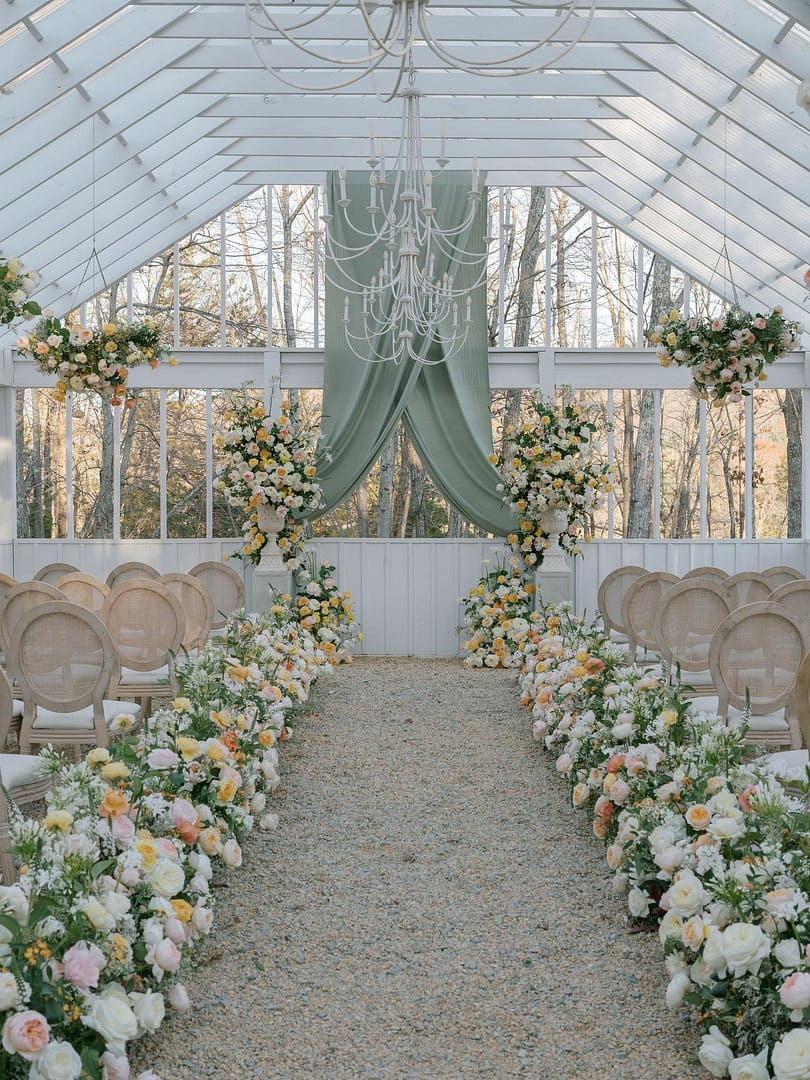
[2,1010,50,1060]
[62,942,105,993]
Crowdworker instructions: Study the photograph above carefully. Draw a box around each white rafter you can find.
[0,0,806,322]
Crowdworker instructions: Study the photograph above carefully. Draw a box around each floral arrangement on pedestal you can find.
[652,306,802,405]
[514,600,810,1080]
[214,396,324,570]
[459,559,536,668]
[493,396,612,569]
[290,560,360,663]
[17,316,175,405]
[0,257,40,325]
[0,601,339,1079]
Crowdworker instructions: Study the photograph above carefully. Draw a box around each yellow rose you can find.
[173,697,193,712]
[134,831,159,869]
[176,736,200,761]
[258,728,276,748]
[82,899,113,931]
[666,332,677,346]
[198,826,222,856]
[217,778,238,803]
[101,761,130,781]
[87,747,111,767]
[171,899,193,923]
[43,809,74,832]
[206,740,228,762]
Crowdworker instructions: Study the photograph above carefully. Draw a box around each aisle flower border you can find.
[17,317,175,405]
[214,394,324,570]
[652,306,801,405]
[515,603,810,1080]
[0,597,346,1080]
[459,559,536,668]
[493,395,612,568]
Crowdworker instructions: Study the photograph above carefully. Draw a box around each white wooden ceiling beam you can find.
[170,40,652,72]
[188,69,634,96]
[155,11,667,42]
[210,117,612,140]
[209,135,605,159]
[201,96,626,121]
[0,0,61,36]
[232,170,583,186]
[1,30,195,135]
[222,155,591,172]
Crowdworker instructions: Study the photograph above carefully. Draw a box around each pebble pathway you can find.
[133,658,698,1080]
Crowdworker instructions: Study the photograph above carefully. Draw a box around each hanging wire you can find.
[71,113,108,317]
[707,116,739,311]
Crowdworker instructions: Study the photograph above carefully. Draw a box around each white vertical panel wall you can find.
[9,537,810,657]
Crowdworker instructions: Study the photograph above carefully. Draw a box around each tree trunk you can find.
[236,202,266,337]
[447,506,467,538]
[407,439,427,537]
[553,192,569,348]
[376,428,397,537]
[356,483,369,537]
[780,388,802,537]
[278,185,297,348]
[626,390,655,537]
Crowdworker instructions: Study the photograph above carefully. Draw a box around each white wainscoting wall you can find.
[9,538,810,657]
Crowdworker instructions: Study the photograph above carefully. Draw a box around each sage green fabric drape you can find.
[317,170,517,537]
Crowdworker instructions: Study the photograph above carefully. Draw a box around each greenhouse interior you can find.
[0,1,809,1077]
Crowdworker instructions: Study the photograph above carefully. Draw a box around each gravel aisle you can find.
[134,658,697,1080]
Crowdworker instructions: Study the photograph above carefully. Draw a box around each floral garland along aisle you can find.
[0,597,355,1080]
[492,395,612,570]
[516,601,810,1080]
[214,394,324,571]
[459,558,535,669]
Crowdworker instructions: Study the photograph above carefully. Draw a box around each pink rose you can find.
[164,918,186,946]
[153,938,181,974]
[63,942,105,992]
[2,1010,50,1059]
[156,838,180,862]
[101,1051,131,1080]
[111,815,135,843]
[169,798,197,828]
[532,720,547,739]
[147,748,179,771]
[780,971,810,1019]
[609,778,631,805]
[168,983,191,1012]
[594,795,614,824]
[752,317,767,330]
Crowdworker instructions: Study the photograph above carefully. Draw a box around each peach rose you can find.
[2,1010,50,1060]
[99,788,131,819]
[685,803,711,831]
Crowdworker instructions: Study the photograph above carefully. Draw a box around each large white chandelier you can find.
[247,0,596,101]
[323,81,488,365]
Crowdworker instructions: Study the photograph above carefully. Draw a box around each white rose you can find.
[259,812,279,831]
[665,972,691,1009]
[654,845,685,874]
[775,938,803,970]
[29,1041,83,1080]
[103,892,131,920]
[251,792,266,813]
[0,885,29,922]
[648,826,678,854]
[719,923,771,977]
[0,971,18,1009]
[129,991,165,1035]
[668,873,706,917]
[192,903,213,936]
[659,910,684,943]
[81,996,138,1054]
[772,1028,810,1080]
[222,839,242,869]
[82,898,115,931]
[699,1026,734,1078]
[146,860,185,898]
[703,926,727,977]
[709,816,745,841]
[728,1050,769,1080]
[612,722,635,740]
[168,983,191,1012]
[628,887,650,918]
[188,851,212,880]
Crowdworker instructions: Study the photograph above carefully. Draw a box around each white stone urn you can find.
[538,507,569,563]
[256,503,289,572]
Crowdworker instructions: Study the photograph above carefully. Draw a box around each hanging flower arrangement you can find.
[493,396,613,569]
[652,306,801,405]
[17,315,175,405]
[0,256,41,325]
[214,396,324,568]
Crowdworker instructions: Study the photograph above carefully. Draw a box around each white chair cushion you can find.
[760,749,809,782]
[673,668,715,689]
[119,664,170,685]
[0,753,48,789]
[12,699,23,718]
[33,699,141,731]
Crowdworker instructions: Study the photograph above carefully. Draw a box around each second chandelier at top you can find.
[247,0,596,101]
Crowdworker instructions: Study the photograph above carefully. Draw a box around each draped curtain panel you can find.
[316,170,518,538]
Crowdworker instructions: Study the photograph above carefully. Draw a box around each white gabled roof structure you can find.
[1,0,808,321]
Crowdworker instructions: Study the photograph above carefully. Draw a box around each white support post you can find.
[253,348,290,609]
[266,184,273,346]
[803,388,810,542]
[607,389,615,539]
[159,389,167,541]
[263,348,282,419]
[172,242,180,349]
[699,398,708,539]
[65,395,74,540]
[205,389,213,540]
[220,211,227,347]
[498,186,506,348]
[683,272,691,320]
[126,273,133,321]
[113,405,121,541]
[313,184,321,349]
[653,388,662,539]
[590,210,598,348]
[544,191,552,349]
[0,350,17,545]
[744,394,754,539]
[636,242,645,346]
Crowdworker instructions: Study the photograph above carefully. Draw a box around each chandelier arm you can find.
[358,0,411,59]
[245,48,393,92]
[250,0,346,34]
[421,2,595,75]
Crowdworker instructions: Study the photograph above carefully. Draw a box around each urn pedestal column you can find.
[249,504,293,611]
[533,508,574,609]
